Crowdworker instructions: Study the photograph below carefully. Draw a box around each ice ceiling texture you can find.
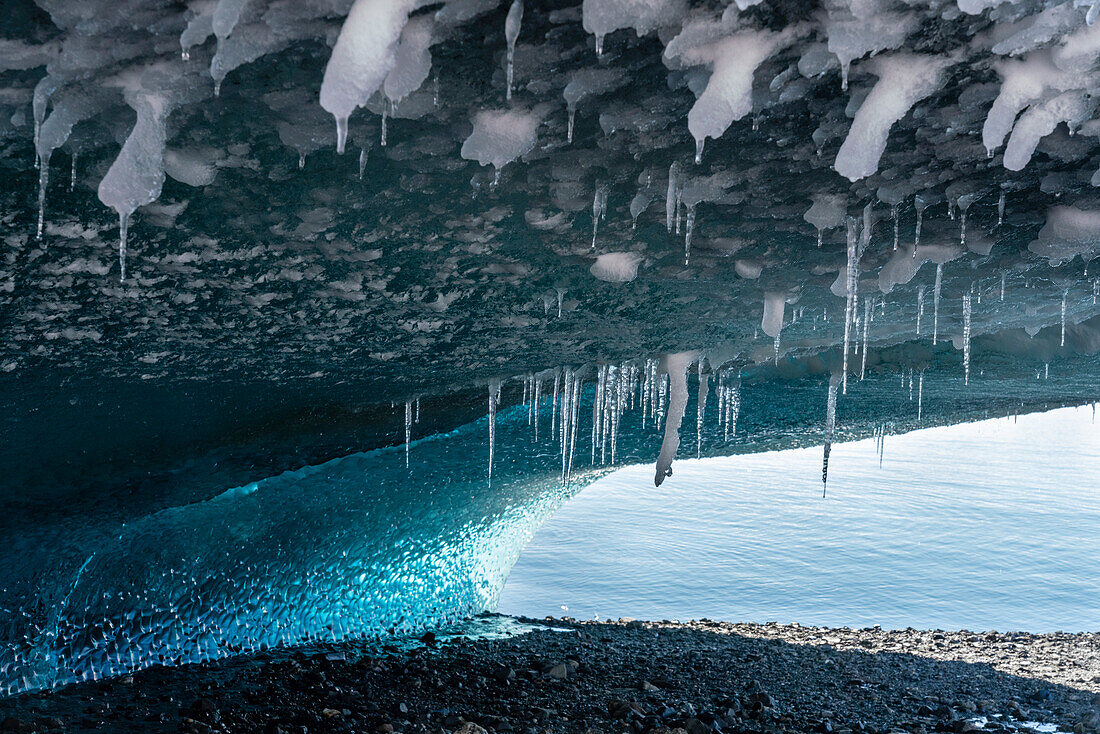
[4,0,1100,696]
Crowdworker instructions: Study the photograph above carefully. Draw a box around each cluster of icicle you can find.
[406,346,925,492]
[398,354,749,489]
[21,0,1100,281]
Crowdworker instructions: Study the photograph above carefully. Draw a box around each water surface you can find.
[500,405,1100,632]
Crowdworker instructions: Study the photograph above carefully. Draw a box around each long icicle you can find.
[823,373,839,497]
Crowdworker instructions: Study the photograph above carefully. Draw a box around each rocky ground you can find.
[1,617,1098,734]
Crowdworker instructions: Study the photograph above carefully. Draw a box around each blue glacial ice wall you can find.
[0,403,608,697]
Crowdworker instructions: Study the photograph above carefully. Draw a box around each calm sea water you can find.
[498,405,1100,632]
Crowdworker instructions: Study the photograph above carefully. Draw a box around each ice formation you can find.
[582,0,686,55]
[834,54,951,181]
[460,109,540,178]
[654,351,694,486]
[671,28,796,162]
[505,0,523,101]
[320,0,417,154]
[805,194,847,247]
[1029,205,1100,265]
[590,251,641,282]
[96,93,170,281]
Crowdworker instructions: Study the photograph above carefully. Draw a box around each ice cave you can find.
[1,0,1100,725]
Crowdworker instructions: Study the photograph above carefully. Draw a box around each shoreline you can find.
[1,617,1097,734]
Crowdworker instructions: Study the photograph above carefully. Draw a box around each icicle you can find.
[36,162,47,240]
[658,372,668,422]
[718,371,741,441]
[914,201,924,250]
[665,162,681,233]
[694,137,705,165]
[568,370,581,480]
[841,212,868,395]
[381,107,388,146]
[932,262,943,345]
[595,33,604,56]
[612,363,626,462]
[730,377,741,440]
[917,371,924,421]
[959,208,967,247]
[822,373,839,497]
[675,189,683,234]
[591,186,607,250]
[404,401,412,468]
[488,379,501,486]
[841,60,850,92]
[533,377,542,442]
[504,0,523,101]
[860,296,870,381]
[997,190,1005,228]
[358,148,368,180]
[962,293,972,385]
[415,397,420,423]
[878,424,886,468]
[817,229,823,248]
[891,204,899,251]
[298,152,305,169]
[551,368,560,437]
[916,285,925,335]
[567,108,576,143]
[118,212,130,282]
[684,206,695,265]
[592,364,606,464]
[1000,272,1006,301]
[559,369,570,480]
[214,79,222,97]
[774,330,781,366]
[696,366,708,458]
[556,289,564,318]
[1061,289,1068,347]
[655,353,692,486]
[69,152,76,190]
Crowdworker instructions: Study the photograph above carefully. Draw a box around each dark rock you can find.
[683,717,710,734]
[548,663,569,680]
[609,700,644,720]
[453,723,488,734]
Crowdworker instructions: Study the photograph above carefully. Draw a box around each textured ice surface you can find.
[0,401,606,695]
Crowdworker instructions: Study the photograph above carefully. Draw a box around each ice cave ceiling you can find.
[4,0,1100,483]
[2,0,1100,387]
